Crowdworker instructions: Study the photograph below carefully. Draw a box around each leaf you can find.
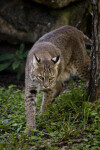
[30,136,40,140]
[0,54,13,61]
[17,125,22,132]
[17,71,22,80]
[2,119,9,124]
[0,62,11,71]
[89,4,92,14]
[12,123,18,127]
[19,43,25,54]
[12,60,20,70]
[91,110,97,116]
[23,51,28,58]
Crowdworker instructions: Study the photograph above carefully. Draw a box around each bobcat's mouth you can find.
[41,87,51,92]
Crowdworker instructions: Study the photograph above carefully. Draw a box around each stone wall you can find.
[0,0,91,45]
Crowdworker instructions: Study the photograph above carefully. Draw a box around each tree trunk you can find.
[89,0,100,101]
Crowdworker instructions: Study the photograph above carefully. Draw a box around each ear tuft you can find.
[35,55,40,63]
[51,56,60,64]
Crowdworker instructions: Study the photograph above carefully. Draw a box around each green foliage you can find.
[0,44,28,80]
[89,4,92,15]
[0,82,100,150]
[0,62,12,72]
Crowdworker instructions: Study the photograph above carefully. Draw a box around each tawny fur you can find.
[25,26,91,132]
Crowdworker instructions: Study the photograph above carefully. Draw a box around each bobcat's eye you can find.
[49,77,54,81]
[38,76,44,81]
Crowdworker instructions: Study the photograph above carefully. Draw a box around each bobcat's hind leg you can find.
[78,62,90,82]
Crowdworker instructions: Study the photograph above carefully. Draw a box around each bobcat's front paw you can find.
[39,107,46,114]
[39,110,44,114]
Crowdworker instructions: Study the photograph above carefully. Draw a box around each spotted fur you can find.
[25,26,91,132]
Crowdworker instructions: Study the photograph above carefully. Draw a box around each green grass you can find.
[0,82,100,150]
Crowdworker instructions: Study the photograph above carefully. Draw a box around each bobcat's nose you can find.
[43,82,49,88]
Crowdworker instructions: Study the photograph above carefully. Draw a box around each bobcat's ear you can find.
[34,55,40,63]
[51,56,60,64]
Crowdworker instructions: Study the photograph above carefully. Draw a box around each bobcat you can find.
[25,26,91,132]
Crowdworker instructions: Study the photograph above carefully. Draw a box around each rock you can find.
[32,0,80,8]
[0,0,91,45]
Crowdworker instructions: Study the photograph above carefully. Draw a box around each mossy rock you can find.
[0,0,91,45]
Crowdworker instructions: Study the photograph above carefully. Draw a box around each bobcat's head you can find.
[29,42,61,89]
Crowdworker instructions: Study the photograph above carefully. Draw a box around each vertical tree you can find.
[89,0,100,101]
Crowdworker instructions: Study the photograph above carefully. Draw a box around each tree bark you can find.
[89,0,100,101]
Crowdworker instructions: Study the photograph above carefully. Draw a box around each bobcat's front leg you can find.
[25,86,37,132]
[40,90,54,113]
[40,82,63,113]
